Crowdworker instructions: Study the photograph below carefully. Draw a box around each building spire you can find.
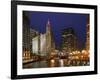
[46,18,51,32]
[47,18,50,25]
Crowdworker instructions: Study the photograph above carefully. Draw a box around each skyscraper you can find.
[31,19,55,56]
[40,33,47,56]
[23,12,30,51]
[46,19,55,55]
[86,15,90,51]
[23,12,31,60]
[61,28,77,53]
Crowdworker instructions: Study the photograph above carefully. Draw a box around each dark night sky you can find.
[25,11,88,50]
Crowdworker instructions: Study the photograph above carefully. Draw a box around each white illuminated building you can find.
[32,33,47,56]
[31,19,55,56]
[32,36,39,54]
[40,34,47,56]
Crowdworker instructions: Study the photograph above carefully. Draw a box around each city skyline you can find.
[22,11,90,68]
[24,11,88,50]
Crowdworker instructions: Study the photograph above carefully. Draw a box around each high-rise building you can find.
[30,28,39,53]
[31,19,55,56]
[30,28,39,55]
[86,15,90,51]
[40,33,47,56]
[23,12,39,60]
[32,35,39,54]
[61,28,77,53]
[23,12,31,60]
[46,19,55,55]
[32,33,47,56]
[23,12,30,51]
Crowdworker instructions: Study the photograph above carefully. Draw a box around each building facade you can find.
[46,19,55,55]
[31,19,55,56]
[30,28,39,53]
[86,15,90,51]
[40,33,47,56]
[61,28,77,53]
[23,12,31,60]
